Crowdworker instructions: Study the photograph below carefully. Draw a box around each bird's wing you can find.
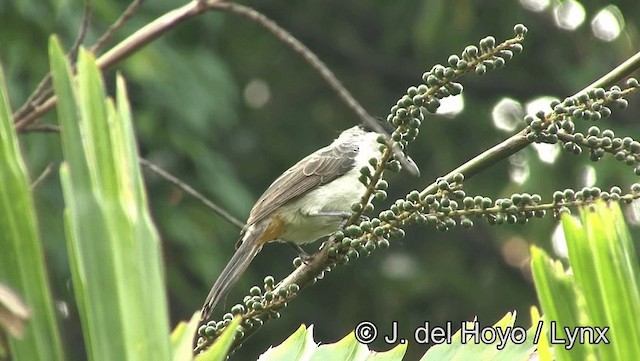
[245,141,359,227]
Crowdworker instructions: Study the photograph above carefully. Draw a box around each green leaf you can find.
[364,343,407,361]
[260,324,316,361]
[258,324,407,361]
[490,311,537,361]
[171,312,201,361]
[0,60,65,361]
[531,201,640,360]
[196,317,243,361]
[529,307,551,361]
[530,245,589,361]
[311,331,368,361]
[420,312,536,361]
[49,36,171,361]
[563,202,640,360]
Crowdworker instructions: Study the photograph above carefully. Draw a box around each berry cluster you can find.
[525,79,640,173]
[387,24,528,145]
[195,275,300,350]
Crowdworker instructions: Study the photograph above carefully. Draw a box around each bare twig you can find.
[30,163,55,191]
[211,3,372,130]
[211,2,418,175]
[139,158,245,229]
[12,1,93,122]
[12,76,53,124]
[68,0,93,61]
[17,125,242,229]
[90,0,144,54]
[14,0,223,130]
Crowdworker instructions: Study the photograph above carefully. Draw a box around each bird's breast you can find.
[276,167,365,244]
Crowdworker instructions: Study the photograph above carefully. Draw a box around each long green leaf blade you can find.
[50,36,125,360]
[566,203,640,360]
[0,54,65,361]
[50,37,171,361]
[530,246,590,361]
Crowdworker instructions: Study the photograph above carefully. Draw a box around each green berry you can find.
[231,304,245,315]
[377,238,390,249]
[514,24,528,35]
[250,286,262,296]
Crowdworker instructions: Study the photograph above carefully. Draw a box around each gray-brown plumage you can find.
[242,140,359,237]
[200,126,380,321]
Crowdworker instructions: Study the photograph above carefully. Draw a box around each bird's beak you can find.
[403,155,420,177]
[386,135,420,177]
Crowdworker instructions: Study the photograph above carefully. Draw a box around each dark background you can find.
[2,0,639,359]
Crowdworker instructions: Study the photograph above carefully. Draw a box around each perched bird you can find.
[200,125,417,320]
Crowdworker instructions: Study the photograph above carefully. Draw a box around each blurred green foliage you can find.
[1,0,639,359]
[532,201,640,360]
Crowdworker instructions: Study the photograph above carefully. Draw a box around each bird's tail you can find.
[200,234,262,321]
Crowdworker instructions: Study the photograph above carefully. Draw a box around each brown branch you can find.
[68,0,93,61]
[14,0,224,131]
[210,2,418,175]
[90,0,144,55]
[211,2,372,130]
[15,122,243,228]
[13,88,56,126]
[12,1,92,121]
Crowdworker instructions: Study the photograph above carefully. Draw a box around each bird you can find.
[200,124,417,321]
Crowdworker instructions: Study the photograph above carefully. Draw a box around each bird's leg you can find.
[305,210,370,254]
[336,213,370,229]
[287,242,314,264]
